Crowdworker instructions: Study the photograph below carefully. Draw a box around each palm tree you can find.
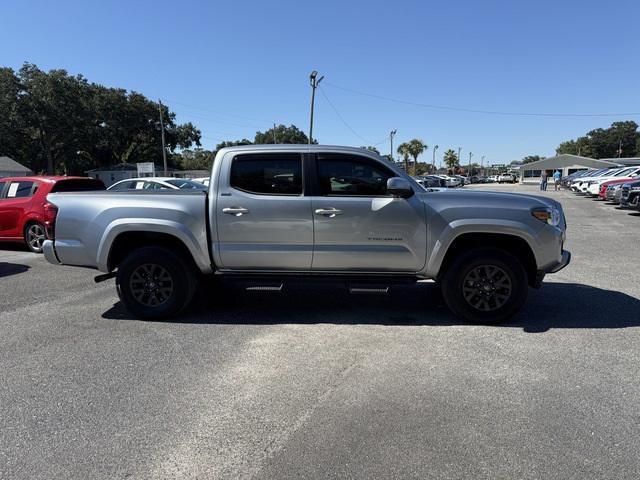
[443,149,459,171]
[397,142,411,173]
[406,139,427,175]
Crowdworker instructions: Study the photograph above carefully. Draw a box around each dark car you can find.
[619,179,640,209]
[0,176,105,252]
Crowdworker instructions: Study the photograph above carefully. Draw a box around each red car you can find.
[597,177,635,200]
[0,176,105,253]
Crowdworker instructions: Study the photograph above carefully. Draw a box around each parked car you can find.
[584,167,640,196]
[107,177,208,191]
[599,178,636,202]
[0,176,105,253]
[571,168,622,193]
[453,175,467,186]
[436,175,461,187]
[192,176,210,187]
[413,176,446,189]
[619,180,640,209]
[43,145,570,324]
[497,173,515,184]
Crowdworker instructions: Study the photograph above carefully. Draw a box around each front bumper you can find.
[545,250,571,274]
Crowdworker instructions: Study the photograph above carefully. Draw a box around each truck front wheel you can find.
[441,248,528,324]
[116,246,197,319]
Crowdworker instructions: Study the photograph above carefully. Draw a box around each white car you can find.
[436,175,461,187]
[192,177,210,187]
[573,168,629,193]
[584,167,640,196]
[570,168,615,192]
[497,173,515,183]
[108,177,208,191]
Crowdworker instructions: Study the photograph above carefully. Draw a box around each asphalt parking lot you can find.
[1,183,639,480]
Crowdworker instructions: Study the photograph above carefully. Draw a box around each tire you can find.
[116,246,197,319]
[440,248,528,324]
[24,222,46,253]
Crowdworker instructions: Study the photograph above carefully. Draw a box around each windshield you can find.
[165,179,208,190]
[613,168,635,177]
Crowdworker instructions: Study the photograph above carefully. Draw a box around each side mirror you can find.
[387,177,414,198]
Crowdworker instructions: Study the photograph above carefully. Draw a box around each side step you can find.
[244,282,283,292]
[348,284,390,295]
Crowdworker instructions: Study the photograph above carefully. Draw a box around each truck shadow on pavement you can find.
[102,281,640,333]
[0,262,30,279]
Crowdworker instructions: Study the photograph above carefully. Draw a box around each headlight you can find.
[531,206,561,226]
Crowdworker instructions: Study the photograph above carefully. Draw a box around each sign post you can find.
[137,162,155,177]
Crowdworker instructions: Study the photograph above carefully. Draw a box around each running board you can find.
[348,284,390,295]
[245,283,283,292]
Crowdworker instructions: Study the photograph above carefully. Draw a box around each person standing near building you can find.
[540,170,548,191]
[553,170,562,190]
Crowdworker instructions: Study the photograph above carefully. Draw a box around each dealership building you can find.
[517,154,625,184]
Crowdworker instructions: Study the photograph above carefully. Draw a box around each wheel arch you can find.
[103,225,211,274]
[434,231,539,287]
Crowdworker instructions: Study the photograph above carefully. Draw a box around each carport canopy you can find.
[518,154,621,183]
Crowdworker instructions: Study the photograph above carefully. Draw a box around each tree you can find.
[397,142,411,173]
[0,62,201,175]
[360,145,380,154]
[406,139,427,176]
[443,149,459,170]
[254,124,313,144]
[176,148,215,170]
[215,139,252,150]
[556,121,639,158]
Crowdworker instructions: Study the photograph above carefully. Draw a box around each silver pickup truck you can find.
[43,145,570,323]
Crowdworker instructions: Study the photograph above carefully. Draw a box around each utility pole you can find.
[432,145,439,172]
[390,129,397,161]
[273,123,277,144]
[308,71,324,144]
[618,139,623,158]
[158,100,168,176]
[457,147,461,172]
[468,152,473,175]
[481,155,485,176]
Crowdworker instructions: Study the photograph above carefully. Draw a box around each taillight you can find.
[43,202,58,239]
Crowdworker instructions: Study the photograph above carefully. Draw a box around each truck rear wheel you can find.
[441,248,528,324]
[116,246,197,319]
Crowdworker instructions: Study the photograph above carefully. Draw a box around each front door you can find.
[215,152,313,270]
[311,153,427,272]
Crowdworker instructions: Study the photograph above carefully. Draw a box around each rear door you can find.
[310,152,427,271]
[215,152,313,270]
[0,180,37,238]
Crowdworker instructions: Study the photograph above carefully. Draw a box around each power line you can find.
[324,81,640,118]
[318,86,386,145]
[160,98,276,125]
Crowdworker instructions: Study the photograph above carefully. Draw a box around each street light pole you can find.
[389,129,397,161]
[158,100,168,176]
[309,71,324,144]
[432,145,439,172]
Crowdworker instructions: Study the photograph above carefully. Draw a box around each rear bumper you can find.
[42,240,61,265]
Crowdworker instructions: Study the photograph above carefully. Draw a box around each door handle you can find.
[223,207,249,216]
[315,208,343,218]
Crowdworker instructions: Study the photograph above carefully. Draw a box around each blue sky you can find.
[1,0,639,166]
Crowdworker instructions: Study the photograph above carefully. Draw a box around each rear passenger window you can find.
[6,181,35,198]
[230,153,302,195]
